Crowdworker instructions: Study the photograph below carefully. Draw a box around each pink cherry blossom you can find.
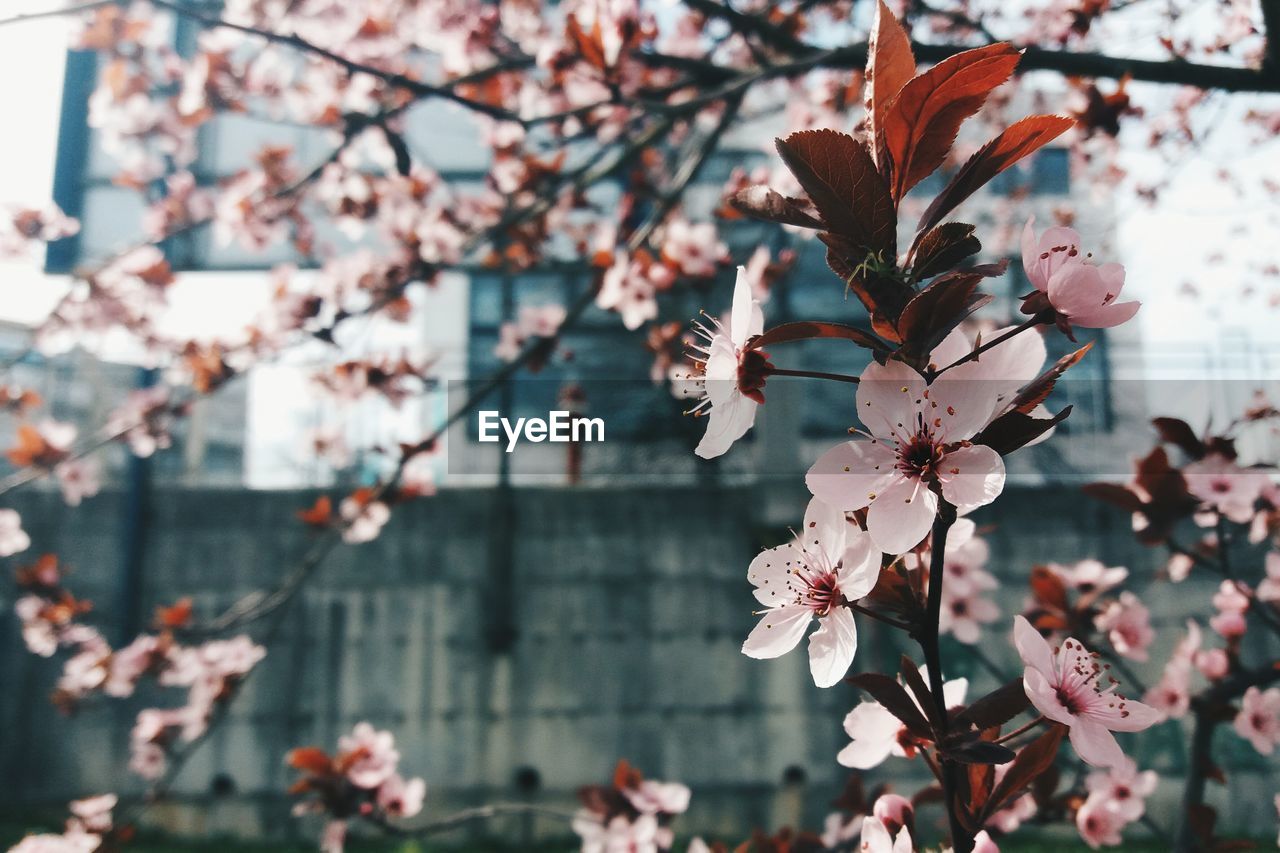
[1143,621,1201,720]
[940,584,1000,644]
[971,830,1000,853]
[1075,795,1126,848]
[1014,616,1161,767]
[838,677,967,768]
[871,794,912,834]
[623,779,691,816]
[741,498,882,687]
[1094,592,1154,662]
[858,815,912,853]
[0,509,31,557]
[1084,757,1157,822]
[1210,580,1250,638]
[1257,551,1280,602]
[67,794,116,835]
[340,495,391,544]
[679,266,766,459]
[806,343,1024,554]
[376,773,426,819]
[1183,453,1270,523]
[1022,218,1139,328]
[55,458,101,507]
[595,251,663,331]
[573,812,660,853]
[338,722,401,788]
[1233,686,1280,755]
[1048,559,1128,595]
[822,812,863,848]
[1195,647,1229,680]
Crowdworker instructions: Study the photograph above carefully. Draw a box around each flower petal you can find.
[1103,697,1162,733]
[742,605,810,659]
[1014,615,1057,678]
[837,530,882,600]
[694,395,757,459]
[1069,719,1126,768]
[857,360,927,436]
[748,544,796,606]
[731,266,763,347]
[808,605,858,687]
[802,497,847,568]
[806,440,898,512]
[939,445,1006,512]
[866,476,938,555]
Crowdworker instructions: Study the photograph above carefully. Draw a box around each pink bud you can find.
[872,793,913,834]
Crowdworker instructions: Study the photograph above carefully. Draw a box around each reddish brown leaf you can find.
[1081,482,1145,514]
[910,222,981,281]
[728,186,824,230]
[1152,416,1207,460]
[882,43,1022,201]
[1029,566,1069,613]
[775,130,896,256]
[983,723,1065,821]
[953,680,1031,733]
[977,406,1072,455]
[297,495,333,527]
[895,272,991,357]
[899,655,940,731]
[916,114,1075,233]
[1012,342,1092,414]
[866,0,916,169]
[751,320,888,353]
[286,746,334,775]
[847,672,933,739]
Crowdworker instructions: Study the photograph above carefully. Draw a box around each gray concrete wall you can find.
[0,485,1275,842]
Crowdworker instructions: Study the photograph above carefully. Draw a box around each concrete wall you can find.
[0,485,1275,842]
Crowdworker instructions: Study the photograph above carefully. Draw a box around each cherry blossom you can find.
[573,812,660,853]
[1048,559,1128,595]
[1014,616,1160,767]
[0,509,31,557]
[1233,686,1280,755]
[1094,592,1154,661]
[338,722,401,788]
[940,583,1000,644]
[741,498,881,687]
[1084,757,1157,822]
[838,676,969,769]
[1021,218,1140,329]
[822,812,864,848]
[806,351,1013,554]
[1209,579,1250,638]
[1183,453,1270,523]
[1258,551,1280,602]
[858,815,912,853]
[340,492,391,544]
[55,458,101,507]
[1143,621,1200,720]
[376,773,426,818]
[1075,795,1126,848]
[678,266,767,460]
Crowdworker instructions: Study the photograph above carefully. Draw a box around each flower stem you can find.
[769,367,861,384]
[848,601,912,632]
[920,502,973,853]
[994,715,1046,744]
[927,315,1047,381]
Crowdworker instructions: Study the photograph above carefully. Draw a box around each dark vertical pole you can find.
[46,50,96,274]
[116,367,157,644]
[484,264,517,653]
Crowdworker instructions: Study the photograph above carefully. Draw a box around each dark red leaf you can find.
[895,272,991,358]
[976,405,1072,456]
[916,114,1075,233]
[1012,342,1092,414]
[728,186,824,230]
[775,130,896,256]
[899,655,940,731]
[882,43,1022,201]
[910,222,981,281]
[847,672,933,738]
[866,0,916,170]
[1152,416,1207,460]
[751,320,888,353]
[1080,482,1144,514]
[943,738,1016,765]
[953,680,1031,732]
[1029,565,1070,612]
[983,724,1065,821]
